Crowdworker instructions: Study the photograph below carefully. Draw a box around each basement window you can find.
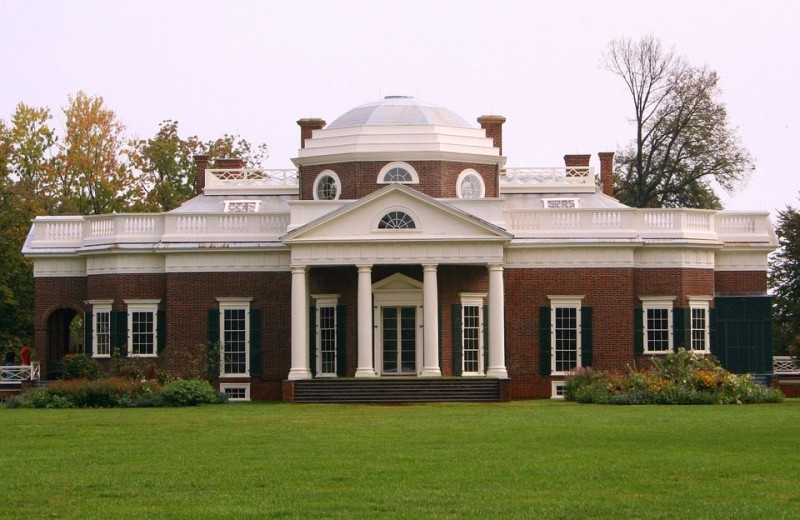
[220,383,251,402]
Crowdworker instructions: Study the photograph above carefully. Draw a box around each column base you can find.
[287,368,312,381]
[420,368,442,377]
[486,367,508,379]
[355,368,378,378]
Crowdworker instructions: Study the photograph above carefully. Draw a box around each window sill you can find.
[219,373,251,379]
[129,354,158,358]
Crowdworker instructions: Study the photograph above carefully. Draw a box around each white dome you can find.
[327,96,472,129]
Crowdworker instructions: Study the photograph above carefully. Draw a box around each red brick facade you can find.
[299,160,498,201]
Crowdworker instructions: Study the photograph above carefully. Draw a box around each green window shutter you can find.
[207,309,220,378]
[451,304,462,376]
[309,306,317,377]
[581,307,593,368]
[483,305,489,374]
[250,309,263,378]
[207,309,220,344]
[336,305,347,377]
[157,310,166,355]
[84,312,93,355]
[673,308,689,351]
[438,305,443,370]
[539,307,551,376]
[634,308,643,355]
[709,307,718,357]
[111,310,128,356]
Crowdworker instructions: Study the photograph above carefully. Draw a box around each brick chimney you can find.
[477,115,506,155]
[297,118,326,149]
[563,154,591,169]
[193,154,209,195]
[598,152,615,197]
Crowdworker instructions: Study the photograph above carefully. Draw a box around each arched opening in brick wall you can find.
[45,308,82,379]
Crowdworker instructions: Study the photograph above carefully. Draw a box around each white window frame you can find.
[456,169,485,199]
[688,296,712,354]
[548,296,584,375]
[377,162,419,184]
[641,296,675,355]
[223,200,261,213]
[551,381,566,399]
[217,297,252,378]
[88,299,113,358]
[460,293,486,375]
[220,383,251,402]
[313,294,340,377]
[312,170,341,201]
[542,198,579,209]
[124,299,160,358]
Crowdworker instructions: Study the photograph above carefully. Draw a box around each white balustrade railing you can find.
[0,362,40,383]
[205,168,299,193]
[165,213,290,240]
[501,167,594,186]
[773,356,800,374]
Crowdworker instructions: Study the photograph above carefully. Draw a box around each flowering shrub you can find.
[6,377,223,408]
[565,349,783,405]
[62,353,101,380]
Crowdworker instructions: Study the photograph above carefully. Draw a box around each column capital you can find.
[356,264,372,273]
[422,263,438,272]
[488,263,504,272]
[290,265,307,274]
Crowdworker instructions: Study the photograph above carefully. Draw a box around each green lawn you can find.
[2,400,799,519]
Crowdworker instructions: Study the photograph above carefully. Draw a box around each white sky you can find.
[1,0,798,214]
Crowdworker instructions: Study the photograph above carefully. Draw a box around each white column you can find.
[421,264,441,377]
[355,265,377,378]
[288,265,312,380]
[486,264,508,378]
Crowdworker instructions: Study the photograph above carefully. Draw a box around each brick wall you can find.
[299,160,498,200]
[33,277,88,377]
[715,271,768,295]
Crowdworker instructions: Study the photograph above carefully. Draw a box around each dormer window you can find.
[313,170,341,200]
[457,169,485,199]
[378,211,416,229]
[377,162,419,184]
[542,198,579,209]
[224,200,261,213]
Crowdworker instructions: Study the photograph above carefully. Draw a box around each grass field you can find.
[2,400,799,519]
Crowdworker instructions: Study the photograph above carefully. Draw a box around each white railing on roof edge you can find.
[0,362,40,383]
[773,356,800,374]
[205,168,299,188]
[501,167,594,185]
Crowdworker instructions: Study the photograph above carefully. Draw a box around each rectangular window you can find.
[223,308,247,375]
[462,305,481,373]
[319,305,337,376]
[125,300,160,358]
[217,298,252,377]
[549,296,583,374]
[688,298,711,353]
[641,298,674,354]
[89,300,113,358]
[220,383,251,402]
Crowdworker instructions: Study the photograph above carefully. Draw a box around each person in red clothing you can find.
[20,345,31,365]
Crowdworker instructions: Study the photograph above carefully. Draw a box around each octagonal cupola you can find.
[293,96,505,201]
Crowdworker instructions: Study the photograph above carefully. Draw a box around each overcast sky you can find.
[1,0,798,214]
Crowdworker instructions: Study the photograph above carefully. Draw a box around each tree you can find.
[602,35,753,208]
[769,204,800,355]
[127,121,270,212]
[60,91,133,214]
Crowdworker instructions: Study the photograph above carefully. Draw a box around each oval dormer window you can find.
[378,211,416,229]
[313,170,341,200]
[377,162,419,184]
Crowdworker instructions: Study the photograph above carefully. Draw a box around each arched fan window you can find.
[378,211,416,229]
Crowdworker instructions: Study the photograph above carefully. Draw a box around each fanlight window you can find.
[383,167,412,182]
[378,211,416,229]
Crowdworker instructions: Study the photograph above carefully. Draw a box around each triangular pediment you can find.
[283,184,511,244]
[372,272,423,292]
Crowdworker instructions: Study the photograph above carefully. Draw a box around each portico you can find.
[282,183,512,380]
